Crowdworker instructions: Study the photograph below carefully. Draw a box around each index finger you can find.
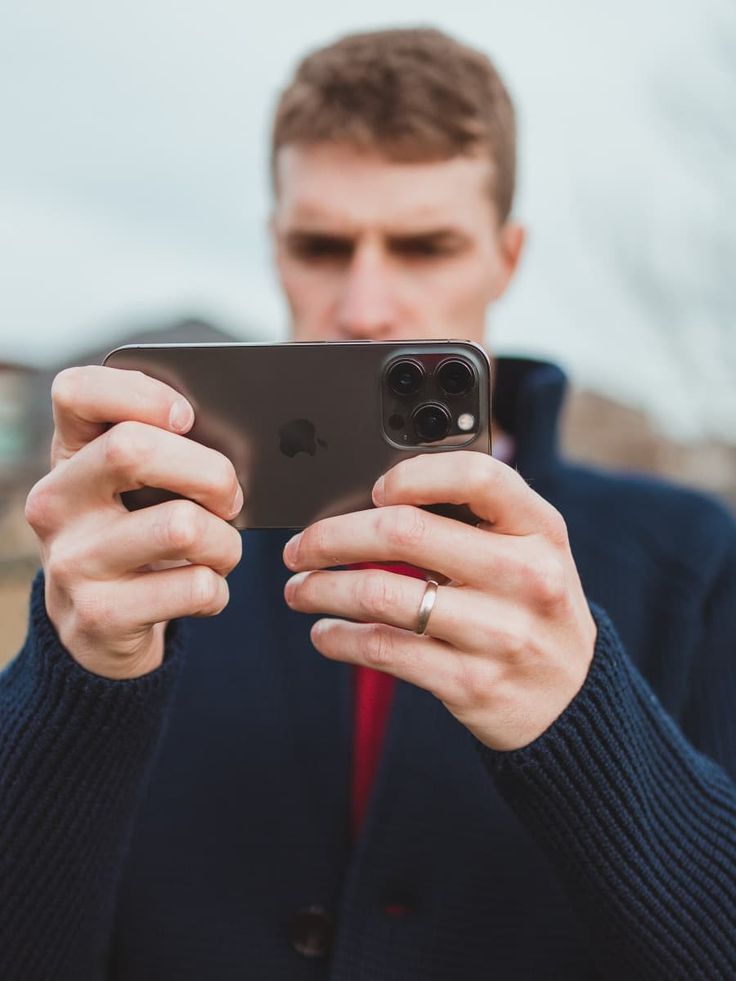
[374,451,566,540]
[51,365,194,463]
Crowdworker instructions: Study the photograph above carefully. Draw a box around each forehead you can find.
[273,143,497,231]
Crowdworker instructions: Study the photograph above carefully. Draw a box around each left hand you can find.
[283,452,597,752]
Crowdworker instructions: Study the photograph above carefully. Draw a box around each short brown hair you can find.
[271,27,517,223]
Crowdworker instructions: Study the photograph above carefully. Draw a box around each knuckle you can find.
[495,610,538,672]
[45,546,78,590]
[204,452,238,503]
[468,451,493,484]
[496,621,531,663]
[305,520,332,561]
[222,527,243,572]
[24,476,56,534]
[464,452,494,497]
[189,567,224,615]
[72,584,113,639]
[289,570,311,604]
[50,366,83,414]
[159,500,202,553]
[358,572,400,619]
[504,629,528,662]
[212,582,229,615]
[545,506,569,546]
[379,467,398,499]
[379,505,427,549]
[102,421,144,472]
[456,660,497,706]
[381,459,411,499]
[363,625,394,669]
[528,557,566,608]
[225,459,239,498]
[296,570,320,605]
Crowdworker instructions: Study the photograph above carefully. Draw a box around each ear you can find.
[269,211,286,283]
[491,221,526,301]
[268,211,279,253]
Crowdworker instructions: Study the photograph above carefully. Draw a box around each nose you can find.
[335,243,397,340]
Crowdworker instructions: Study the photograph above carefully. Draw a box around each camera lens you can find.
[436,359,474,396]
[412,403,451,442]
[387,359,424,396]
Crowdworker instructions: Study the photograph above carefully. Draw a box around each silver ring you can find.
[415,579,439,635]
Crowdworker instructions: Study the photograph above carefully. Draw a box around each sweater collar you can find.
[492,356,568,480]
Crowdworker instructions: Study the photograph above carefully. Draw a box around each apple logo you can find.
[279,418,328,458]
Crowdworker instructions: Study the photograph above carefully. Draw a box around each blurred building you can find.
[0,360,39,489]
[562,390,736,510]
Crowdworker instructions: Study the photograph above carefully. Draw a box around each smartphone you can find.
[102,340,492,530]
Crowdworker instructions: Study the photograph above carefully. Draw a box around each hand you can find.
[24,366,243,679]
[283,452,597,751]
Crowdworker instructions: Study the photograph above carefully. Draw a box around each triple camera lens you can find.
[386,356,475,444]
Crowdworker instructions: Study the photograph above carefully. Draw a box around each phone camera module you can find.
[436,358,474,396]
[412,403,451,442]
[387,359,425,397]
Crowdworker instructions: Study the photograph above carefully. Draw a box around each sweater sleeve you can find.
[477,552,736,980]
[0,571,185,981]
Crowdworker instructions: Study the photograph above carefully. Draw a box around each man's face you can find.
[272,143,524,344]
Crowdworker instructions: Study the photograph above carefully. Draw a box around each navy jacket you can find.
[1,358,735,980]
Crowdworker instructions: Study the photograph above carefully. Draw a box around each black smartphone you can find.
[102,340,492,530]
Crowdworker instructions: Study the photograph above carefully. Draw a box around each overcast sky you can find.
[1,0,734,439]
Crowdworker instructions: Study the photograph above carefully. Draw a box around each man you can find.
[2,27,735,981]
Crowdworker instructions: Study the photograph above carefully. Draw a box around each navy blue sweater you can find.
[1,359,735,980]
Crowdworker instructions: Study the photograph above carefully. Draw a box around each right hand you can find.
[24,366,244,679]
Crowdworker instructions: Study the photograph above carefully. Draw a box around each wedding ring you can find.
[415,579,439,635]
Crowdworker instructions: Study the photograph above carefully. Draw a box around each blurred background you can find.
[1,0,734,665]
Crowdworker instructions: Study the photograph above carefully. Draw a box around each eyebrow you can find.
[283,227,472,247]
[388,229,471,247]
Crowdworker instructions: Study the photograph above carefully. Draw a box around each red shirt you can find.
[349,562,428,839]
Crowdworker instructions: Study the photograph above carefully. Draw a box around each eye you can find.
[389,236,463,258]
[286,234,353,261]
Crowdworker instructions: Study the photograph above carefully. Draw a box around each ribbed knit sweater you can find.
[1,358,735,980]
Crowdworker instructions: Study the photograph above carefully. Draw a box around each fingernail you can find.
[284,532,302,566]
[285,571,309,602]
[230,484,244,517]
[312,618,336,640]
[373,475,385,505]
[169,399,193,433]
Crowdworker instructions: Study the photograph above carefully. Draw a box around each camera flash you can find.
[457,413,475,432]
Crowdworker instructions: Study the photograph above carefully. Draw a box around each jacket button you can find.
[380,891,415,918]
[289,905,335,958]
[382,900,412,918]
